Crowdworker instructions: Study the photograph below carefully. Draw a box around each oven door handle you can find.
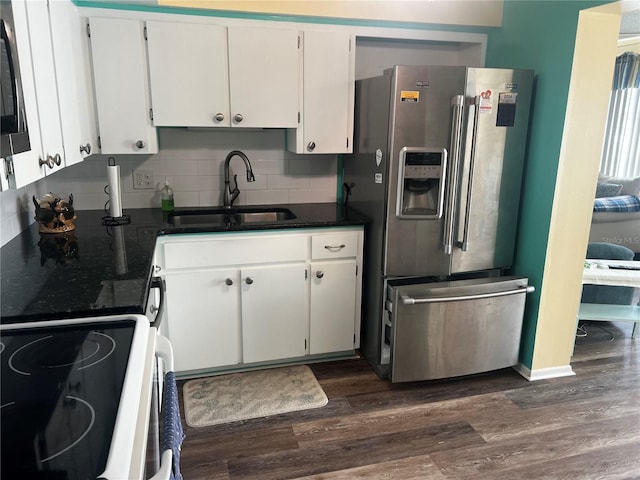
[150,335,177,480]
[149,449,173,480]
[155,333,174,372]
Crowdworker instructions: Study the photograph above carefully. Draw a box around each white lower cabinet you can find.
[310,260,357,354]
[241,264,307,363]
[164,268,240,372]
[155,227,363,374]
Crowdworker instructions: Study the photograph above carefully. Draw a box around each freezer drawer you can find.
[387,276,532,382]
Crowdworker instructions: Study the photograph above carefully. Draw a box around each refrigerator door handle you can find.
[443,95,465,255]
[458,95,481,252]
[400,285,534,305]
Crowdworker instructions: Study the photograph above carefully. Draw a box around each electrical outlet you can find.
[133,169,154,190]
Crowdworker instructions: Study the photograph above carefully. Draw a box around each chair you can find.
[580,242,639,338]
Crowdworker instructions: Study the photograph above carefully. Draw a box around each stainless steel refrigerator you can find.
[344,65,535,382]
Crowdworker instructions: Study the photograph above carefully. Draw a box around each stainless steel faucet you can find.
[223,150,256,207]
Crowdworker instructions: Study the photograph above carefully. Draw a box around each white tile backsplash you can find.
[245,189,290,205]
[0,128,339,246]
[288,188,337,203]
[267,174,311,190]
[0,178,46,247]
[197,190,223,206]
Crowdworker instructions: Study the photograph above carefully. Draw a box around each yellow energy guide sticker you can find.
[400,91,420,102]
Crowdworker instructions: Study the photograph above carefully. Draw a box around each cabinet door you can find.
[146,21,230,127]
[289,30,354,154]
[7,0,94,189]
[48,0,95,166]
[164,269,240,372]
[5,0,44,189]
[227,26,300,128]
[241,264,307,363]
[88,17,158,154]
[23,0,64,174]
[310,260,357,354]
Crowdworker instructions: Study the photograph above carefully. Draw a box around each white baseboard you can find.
[513,363,575,381]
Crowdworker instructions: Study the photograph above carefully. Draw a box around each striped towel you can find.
[593,195,640,213]
[161,371,185,480]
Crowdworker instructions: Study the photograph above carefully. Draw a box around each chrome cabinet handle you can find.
[214,113,225,122]
[315,271,324,279]
[39,156,55,169]
[225,278,234,286]
[324,244,345,252]
[79,143,91,155]
[307,141,316,151]
[233,113,243,123]
[245,277,253,285]
[53,153,62,166]
[135,140,145,149]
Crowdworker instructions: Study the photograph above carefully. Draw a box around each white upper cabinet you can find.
[48,0,97,166]
[88,17,158,154]
[146,21,229,127]
[227,26,300,128]
[9,0,65,188]
[24,0,64,174]
[288,30,355,154]
[3,0,95,190]
[4,0,45,189]
[145,22,300,129]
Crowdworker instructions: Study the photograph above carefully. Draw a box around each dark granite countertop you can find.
[1,203,368,324]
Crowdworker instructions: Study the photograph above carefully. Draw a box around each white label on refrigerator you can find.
[479,89,493,114]
[375,149,383,166]
[498,92,518,104]
[374,173,383,184]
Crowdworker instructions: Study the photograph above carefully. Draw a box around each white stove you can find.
[0,314,177,480]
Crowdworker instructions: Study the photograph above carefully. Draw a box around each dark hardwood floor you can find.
[177,321,640,479]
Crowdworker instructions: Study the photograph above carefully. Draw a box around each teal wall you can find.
[484,0,611,367]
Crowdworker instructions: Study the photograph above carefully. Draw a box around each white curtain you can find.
[600,52,640,178]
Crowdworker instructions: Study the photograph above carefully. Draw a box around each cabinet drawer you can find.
[163,234,307,269]
[311,231,358,259]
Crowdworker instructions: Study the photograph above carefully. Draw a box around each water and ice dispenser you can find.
[395,147,447,219]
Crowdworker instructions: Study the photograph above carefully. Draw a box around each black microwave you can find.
[1,2,30,160]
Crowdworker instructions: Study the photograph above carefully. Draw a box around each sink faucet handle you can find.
[229,174,240,204]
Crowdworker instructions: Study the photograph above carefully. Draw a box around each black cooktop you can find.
[1,319,136,480]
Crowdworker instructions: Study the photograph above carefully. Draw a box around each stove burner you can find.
[0,341,4,354]
[39,396,96,463]
[1,396,95,463]
[8,331,116,376]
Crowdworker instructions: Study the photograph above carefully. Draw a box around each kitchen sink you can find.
[167,207,296,226]
[237,211,294,223]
